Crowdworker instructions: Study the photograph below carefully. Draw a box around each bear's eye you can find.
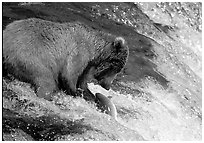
[113,41,122,49]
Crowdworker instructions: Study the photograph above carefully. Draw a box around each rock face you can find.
[2,2,202,141]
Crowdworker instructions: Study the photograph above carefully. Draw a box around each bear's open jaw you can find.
[100,83,110,90]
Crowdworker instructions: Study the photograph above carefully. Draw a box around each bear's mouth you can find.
[98,80,111,90]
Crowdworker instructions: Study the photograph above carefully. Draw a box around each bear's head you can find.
[76,36,128,101]
[92,37,129,90]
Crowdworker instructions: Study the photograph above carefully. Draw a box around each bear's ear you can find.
[113,37,126,49]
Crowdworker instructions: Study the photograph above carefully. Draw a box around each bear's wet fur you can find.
[3,18,129,101]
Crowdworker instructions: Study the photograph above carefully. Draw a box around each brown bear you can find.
[3,18,129,102]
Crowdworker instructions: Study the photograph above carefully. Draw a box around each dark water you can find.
[2,2,202,141]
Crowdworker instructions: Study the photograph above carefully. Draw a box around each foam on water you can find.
[87,79,201,140]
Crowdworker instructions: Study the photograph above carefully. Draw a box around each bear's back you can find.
[4,18,75,60]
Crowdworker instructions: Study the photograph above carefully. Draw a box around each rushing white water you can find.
[3,2,201,141]
[87,78,201,141]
